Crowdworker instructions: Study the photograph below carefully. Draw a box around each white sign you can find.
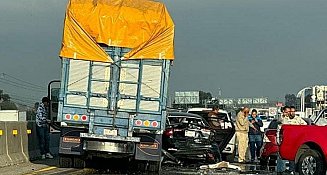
[219,98,234,105]
[268,107,277,116]
[174,91,200,104]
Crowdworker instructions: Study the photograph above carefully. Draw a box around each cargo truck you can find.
[56,0,175,172]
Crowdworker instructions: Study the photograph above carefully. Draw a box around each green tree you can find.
[0,89,3,101]
[0,101,17,110]
[285,94,296,106]
[0,90,9,101]
[199,91,212,102]
[1,94,10,101]
[0,89,16,110]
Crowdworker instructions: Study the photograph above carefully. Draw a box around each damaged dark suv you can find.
[187,108,236,162]
[163,112,221,164]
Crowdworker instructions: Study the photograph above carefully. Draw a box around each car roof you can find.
[168,111,203,118]
[187,108,228,114]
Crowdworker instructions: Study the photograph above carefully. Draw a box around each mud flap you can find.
[59,127,87,155]
[135,134,162,161]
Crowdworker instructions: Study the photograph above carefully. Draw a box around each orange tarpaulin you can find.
[59,0,175,62]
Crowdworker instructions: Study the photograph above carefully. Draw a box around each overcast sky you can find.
[1,0,327,106]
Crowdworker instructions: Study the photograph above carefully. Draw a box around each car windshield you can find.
[315,112,327,126]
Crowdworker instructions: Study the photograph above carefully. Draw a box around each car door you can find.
[188,110,235,152]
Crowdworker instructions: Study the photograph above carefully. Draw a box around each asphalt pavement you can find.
[0,157,276,175]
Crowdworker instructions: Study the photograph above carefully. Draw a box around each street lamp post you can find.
[296,87,311,113]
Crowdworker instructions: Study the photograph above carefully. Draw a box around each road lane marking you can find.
[24,166,57,175]
[67,168,95,175]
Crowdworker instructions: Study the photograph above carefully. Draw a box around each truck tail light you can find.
[65,114,71,120]
[151,121,158,127]
[73,114,79,121]
[135,120,142,126]
[143,120,150,127]
[134,120,159,127]
[81,115,87,121]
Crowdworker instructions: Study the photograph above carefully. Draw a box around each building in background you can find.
[295,85,327,117]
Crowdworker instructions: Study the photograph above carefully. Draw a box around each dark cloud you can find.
[1,0,327,105]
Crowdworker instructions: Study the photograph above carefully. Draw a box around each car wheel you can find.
[259,157,268,170]
[267,155,277,166]
[298,149,325,175]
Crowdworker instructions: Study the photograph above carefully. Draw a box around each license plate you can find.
[185,130,196,137]
[103,129,117,136]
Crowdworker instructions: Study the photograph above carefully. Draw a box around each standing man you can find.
[283,106,306,174]
[248,109,263,162]
[36,97,53,159]
[235,107,250,163]
[207,106,221,129]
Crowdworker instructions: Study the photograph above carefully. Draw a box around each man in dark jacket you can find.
[36,97,53,159]
[248,109,263,162]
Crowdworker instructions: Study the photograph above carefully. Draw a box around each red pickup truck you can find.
[279,109,327,175]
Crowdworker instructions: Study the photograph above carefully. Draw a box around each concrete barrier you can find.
[0,122,12,167]
[0,121,60,167]
[27,121,41,160]
[20,122,29,160]
[6,122,29,165]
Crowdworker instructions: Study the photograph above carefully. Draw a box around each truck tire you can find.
[148,161,161,173]
[59,155,73,168]
[298,149,325,175]
[136,161,147,172]
[73,157,86,168]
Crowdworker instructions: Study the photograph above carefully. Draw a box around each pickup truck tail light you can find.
[164,128,174,137]
[264,129,277,144]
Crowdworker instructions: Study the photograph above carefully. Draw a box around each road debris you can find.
[200,161,241,170]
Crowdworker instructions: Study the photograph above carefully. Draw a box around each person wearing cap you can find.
[36,96,53,159]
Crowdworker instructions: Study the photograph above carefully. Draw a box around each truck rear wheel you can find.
[148,161,161,173]
[73,157,86,168]
[298,149,325,175]
[59,155,73,168]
